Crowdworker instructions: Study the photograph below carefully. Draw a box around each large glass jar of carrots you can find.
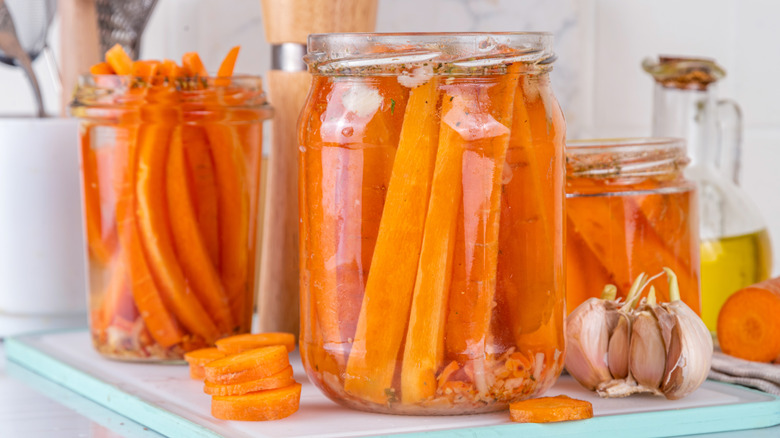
[566,138,701,314]
[297,33,566,414]
[71,45,272,361]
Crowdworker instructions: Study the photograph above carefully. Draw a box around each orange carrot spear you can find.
[345,77,440,404]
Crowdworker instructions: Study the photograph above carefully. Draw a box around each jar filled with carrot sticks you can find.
[566,138,701,314]
[71,46,272,361]
[298,33,566,414]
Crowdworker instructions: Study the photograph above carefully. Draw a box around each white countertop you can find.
[2,337,780,438]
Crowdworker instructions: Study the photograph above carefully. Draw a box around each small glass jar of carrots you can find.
[298,33,566,414]
[566,138,701,314]
[71,45,272,360]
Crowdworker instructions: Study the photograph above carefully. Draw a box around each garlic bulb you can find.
[564,269,713,399]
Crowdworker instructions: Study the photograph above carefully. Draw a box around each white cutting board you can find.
[6,330,780,438]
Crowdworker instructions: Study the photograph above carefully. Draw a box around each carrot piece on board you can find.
[166,126,234,334]
[90,62,114,75]
[344,78,439,404]
[217,46,240,77]
[204,345,289,385]
[205,125,251,330]
[509,395,594,423]
[718,278,780,363]
[184,348,226,380]
[135,121,221,343]
[182,52,208,76]
[215,332,296,355]
[445,67,520,389]
[211,382,301,421]
[204,365,294,396]
[105,44,133,75]
[182,126,220,269]
[115,124,184,348]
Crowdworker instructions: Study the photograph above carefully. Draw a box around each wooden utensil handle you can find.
[255,70,311,334]
[59,0,100,115]
[261,0,378,44]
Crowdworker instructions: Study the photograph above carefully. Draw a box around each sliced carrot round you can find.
[510,395,593,423]
[204,345,289,385]
[203,365,294,396]
[215,332,296,355]
[184,347,226,380]
[211,382,301,421]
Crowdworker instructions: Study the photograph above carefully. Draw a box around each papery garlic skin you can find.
[565,270,713,400]
[660,300,713,400]
[607,314,630,379]
[564,298,617,390]
[629,309,667,391]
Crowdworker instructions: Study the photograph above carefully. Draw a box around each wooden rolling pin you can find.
[256,0,378,334]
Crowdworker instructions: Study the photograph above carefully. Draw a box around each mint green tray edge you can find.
[7,334,780,438]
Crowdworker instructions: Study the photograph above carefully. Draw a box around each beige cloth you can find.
[708,352,780,395]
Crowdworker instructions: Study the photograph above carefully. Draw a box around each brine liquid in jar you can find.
[565,138,701,314]
[701,229,772,332]
[298,32,566,415]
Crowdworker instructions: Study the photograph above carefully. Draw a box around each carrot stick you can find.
[135,119,221,343]
[131,60,160,78]
[301,77,404,369]
[182,126,220,269]
[204,365,294,396]
[182,52,208,76]
[204,345,289,385]
[205,124,251,330]
[105,44,133,75]
[81,126,112,265]
[565,217,613,314]
[92,259,130,334]
[509,395,594,423]
[718,277,780,363]
[211,383,301,421]
[184,348,226,379]
[90,62,114,75]
[115,121,184,348]
[167,126,235,334]
[215,332,296,354]
[399,79,476,405]
[445,67,519,378]
[160,59,183,79]
[342,79,431,405]
[218,46,240,77]
[495,75,558,338]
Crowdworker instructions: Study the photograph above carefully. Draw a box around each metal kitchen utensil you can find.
[0,0,49,117]
[95,0,158,60]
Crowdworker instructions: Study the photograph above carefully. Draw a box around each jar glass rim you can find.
[567,137,689,179]
[306,32,555,75]
[70,74,271,110]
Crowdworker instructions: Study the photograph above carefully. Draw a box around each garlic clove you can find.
[564,298,614,390]
[661,300,713,400]
[629,310,666,390]
[608,313,630,379]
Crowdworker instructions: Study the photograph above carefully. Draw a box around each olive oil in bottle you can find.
[700,229,772,333]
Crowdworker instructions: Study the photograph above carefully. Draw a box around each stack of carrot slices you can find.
[184,332,300,421]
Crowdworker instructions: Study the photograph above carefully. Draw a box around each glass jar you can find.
[71,73,272,360]
[566,138,701,314]
[298,32,565,414]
